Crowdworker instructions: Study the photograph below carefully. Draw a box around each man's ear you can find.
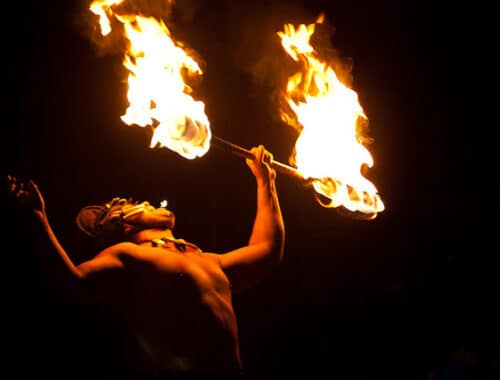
[76,205,107,237]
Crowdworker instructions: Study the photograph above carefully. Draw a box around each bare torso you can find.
[84,241,241,377]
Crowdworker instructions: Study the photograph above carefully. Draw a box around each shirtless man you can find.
[7,145,285,379]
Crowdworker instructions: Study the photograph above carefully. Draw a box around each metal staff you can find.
[211,135,304,180]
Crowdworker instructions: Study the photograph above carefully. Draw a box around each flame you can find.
[90,0,211,159]
[277,17,384,217]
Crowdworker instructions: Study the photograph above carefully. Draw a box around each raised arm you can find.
[214,145,285,293]
[8,176,84,280]
[7,176,129,303]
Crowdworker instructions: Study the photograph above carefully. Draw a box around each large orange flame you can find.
[90,0,211,159]
[277,16,384,217]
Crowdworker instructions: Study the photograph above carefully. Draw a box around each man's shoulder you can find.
[95,241,139,259]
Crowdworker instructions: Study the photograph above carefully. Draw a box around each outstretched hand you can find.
[7,175,46,220]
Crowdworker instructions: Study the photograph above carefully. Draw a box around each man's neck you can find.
[129,228,175,244]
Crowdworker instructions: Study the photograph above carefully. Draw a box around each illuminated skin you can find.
[7,145,285,378]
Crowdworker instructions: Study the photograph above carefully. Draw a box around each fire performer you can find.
[7,144,284,379]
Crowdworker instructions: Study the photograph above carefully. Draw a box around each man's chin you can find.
[151,215,175,229]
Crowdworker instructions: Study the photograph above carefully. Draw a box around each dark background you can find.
[4,1,494,379]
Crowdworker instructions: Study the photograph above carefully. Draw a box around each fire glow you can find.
[89,2,384,219]
[277,16,384,217]
[90,0,211,159]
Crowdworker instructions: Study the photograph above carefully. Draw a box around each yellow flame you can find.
[90,0,211,159]
[89,0,123,36]
[277,17,384,216]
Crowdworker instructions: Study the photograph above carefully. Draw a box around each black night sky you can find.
[4,1,495,379]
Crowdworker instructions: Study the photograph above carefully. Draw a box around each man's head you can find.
[76,197,175,248]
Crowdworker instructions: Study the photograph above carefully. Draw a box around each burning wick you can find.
[160,200,168,208]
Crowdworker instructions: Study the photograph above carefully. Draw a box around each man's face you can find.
[121,200,175,229]
[122,200,154,215]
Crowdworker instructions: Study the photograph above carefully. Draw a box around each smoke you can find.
[225,1,316,105]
